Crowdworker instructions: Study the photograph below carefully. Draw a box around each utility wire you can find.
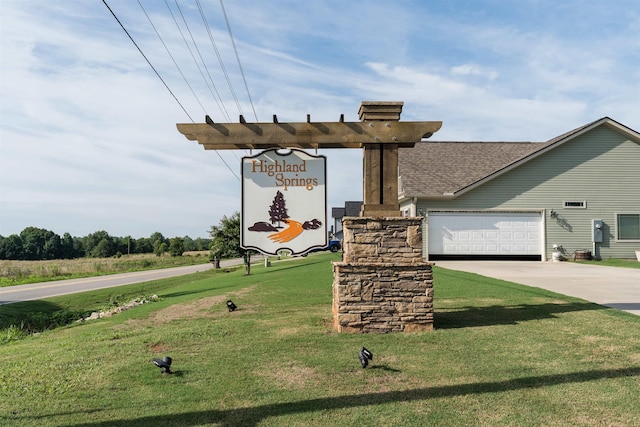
[102,0,193,122]
[172,0,241,168]
[103,0,238,181]
[138,0,208,115]
[171,0,231,122]
[172,0,239,176]
[140,1,242,173]
[195,0,244,117]
[220,0,258,122]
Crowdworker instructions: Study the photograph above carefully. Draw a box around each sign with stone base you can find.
[177,101,440,333]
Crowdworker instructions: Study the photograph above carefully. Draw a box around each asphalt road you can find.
[0,258,244,306]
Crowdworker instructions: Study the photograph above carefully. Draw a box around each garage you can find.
[427,211,543,261]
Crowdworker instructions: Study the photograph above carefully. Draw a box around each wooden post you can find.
[359,101,403,217]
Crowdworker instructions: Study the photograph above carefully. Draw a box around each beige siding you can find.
[418,127,640,259]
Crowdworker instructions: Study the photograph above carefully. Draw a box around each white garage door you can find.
[428,211,542,260]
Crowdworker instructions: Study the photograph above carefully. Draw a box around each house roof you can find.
[344,201,363,216]
[399,140,550,198]
[332,201,363,219]
[331,207,345,219]
[398,117,640,199]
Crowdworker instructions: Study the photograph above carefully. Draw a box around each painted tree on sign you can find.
[268,191,289,228]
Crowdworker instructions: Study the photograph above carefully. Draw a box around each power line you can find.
[170,0,231,122]
[102,0,193,122]
[220,0,258,122]
[195,0,244,117]
[138,0,208,115]
[172,0,242,168]
[141,1,243,173]
[103,0,239,181]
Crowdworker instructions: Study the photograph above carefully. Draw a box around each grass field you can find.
[0,252,211,287]
[1,252,638,426]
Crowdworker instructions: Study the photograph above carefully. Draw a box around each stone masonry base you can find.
[332,217,434,333]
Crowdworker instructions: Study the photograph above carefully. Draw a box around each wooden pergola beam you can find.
[176,120,442,150]
[176,101,442,218]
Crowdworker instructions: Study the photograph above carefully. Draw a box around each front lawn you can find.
[1,252,638,426]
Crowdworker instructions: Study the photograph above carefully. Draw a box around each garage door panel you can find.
[429,212,541,256]
[486,244,498,253]
[500,231,512,239]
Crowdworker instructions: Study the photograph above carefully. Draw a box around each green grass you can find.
[575,258,640,269]
[1,253,638,426]
[0,253,212,287]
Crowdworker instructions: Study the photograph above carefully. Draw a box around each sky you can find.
[1,0,639,239]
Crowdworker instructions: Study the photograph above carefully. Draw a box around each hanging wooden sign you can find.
[241,149,327,255]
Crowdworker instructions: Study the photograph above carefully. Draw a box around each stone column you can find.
[332,217,434,333]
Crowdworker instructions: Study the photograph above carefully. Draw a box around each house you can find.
[398,117,640,261]
[331,201,363,241]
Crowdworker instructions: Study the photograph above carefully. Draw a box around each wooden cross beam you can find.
[176,119,440,150]
[176,101,442,217]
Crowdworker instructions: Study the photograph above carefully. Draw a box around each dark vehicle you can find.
[301,240,341,256]
[326,240,341,252]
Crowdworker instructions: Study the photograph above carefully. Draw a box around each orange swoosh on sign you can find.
[268,219,303,243]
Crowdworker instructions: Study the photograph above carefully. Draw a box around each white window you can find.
[616,213,640,241]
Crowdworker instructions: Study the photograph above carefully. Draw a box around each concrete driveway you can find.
[434,261,640,316]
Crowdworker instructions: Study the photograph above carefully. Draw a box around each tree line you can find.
[0,227,211,260]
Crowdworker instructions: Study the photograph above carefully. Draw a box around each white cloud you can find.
[1,0,638,238]
[451,64,498,80]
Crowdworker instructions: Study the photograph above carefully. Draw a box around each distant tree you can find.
[60,233,76,259]
[111,236,133,256]
[19,227,45,260]
[209,212,247,259]
[84,231,113,257]
[168,237,185,257]
[193,237,211,251]
[135,237,153,254]
[91,238,114,258]
[0,234,23,260]
[0,228,214,260]
[268,191,289,227]
[72,237,85,259]
[19,227,62,260]
[42,232,62,260]
[181,236,196,252]
[149,232,167,248]
[153,240,167,257]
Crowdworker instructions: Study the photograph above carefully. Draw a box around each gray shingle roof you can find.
[332,201,363,219]
[398,141,552,197]
[344,201,363,216]
[398,117,639,198]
